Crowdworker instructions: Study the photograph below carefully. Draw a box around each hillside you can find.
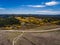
[0,14,60,30]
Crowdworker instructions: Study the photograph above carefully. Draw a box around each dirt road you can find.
[0,28,60,32]
[0,28,60,45]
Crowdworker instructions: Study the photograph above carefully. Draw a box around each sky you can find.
[0,0,60,14]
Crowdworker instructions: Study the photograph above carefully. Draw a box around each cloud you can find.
[36,10,60,14]
[0,8,5,10]
[22,1,59,8]
[45,1,59,6]
[22,5,46,8]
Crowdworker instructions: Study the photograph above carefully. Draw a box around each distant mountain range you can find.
[0,14,60,19]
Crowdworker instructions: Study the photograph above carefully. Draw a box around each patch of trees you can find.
[0,17,21,27]
[0,16,60,27]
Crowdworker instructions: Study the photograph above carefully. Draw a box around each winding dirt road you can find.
[0,28,60,45]
[0,28,60,32]
[12,28,60,45]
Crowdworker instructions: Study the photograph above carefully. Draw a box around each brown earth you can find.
[0,30,60,45]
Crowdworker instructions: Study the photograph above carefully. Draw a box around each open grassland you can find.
[0,31,22,45]
[15,30,60,45]
[5,32,22,41]
[28,25,60,31]
[0,29,60,45]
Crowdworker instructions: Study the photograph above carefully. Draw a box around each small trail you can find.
[12,31,24,45]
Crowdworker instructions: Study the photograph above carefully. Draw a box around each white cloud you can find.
[45,1,59,6]
[22,1,59,8]
[36,10,60,14]
[23,5,46,8]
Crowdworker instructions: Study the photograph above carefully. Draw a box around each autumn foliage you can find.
[0,16,60,30]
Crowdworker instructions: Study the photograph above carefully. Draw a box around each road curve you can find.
[0,28,60,32]
[12,28,60,45]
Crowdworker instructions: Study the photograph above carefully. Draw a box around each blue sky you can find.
[0,0,60,14]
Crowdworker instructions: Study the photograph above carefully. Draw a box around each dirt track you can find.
[15,32,60,45]
[0,28,60,45]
